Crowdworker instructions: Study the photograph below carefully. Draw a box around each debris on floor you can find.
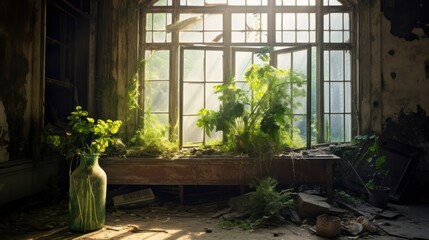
[1,187,429,240]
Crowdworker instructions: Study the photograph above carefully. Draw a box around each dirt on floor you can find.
[0,194,407,240]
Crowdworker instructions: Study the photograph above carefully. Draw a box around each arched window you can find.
[142,0,354,147]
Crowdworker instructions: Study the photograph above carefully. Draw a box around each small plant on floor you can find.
[220,177,295,230]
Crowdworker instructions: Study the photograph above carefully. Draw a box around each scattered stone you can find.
[328,207,348,215]
[205,227,212,233]
[356,216,379,234]
[285,208,301,224]
[379,210,400,220]
[223,211,248,221]
[228,193,254,212]
[295,193,331,218]
[211,208,232,218]
[344,221,363,236]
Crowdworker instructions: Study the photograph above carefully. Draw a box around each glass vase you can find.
[68,154,107,232]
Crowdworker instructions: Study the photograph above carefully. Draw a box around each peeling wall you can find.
[379,8,429,190]
[381,16,429,117]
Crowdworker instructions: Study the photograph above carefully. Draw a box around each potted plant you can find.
[349,135,390,208]
[363,135,390,208]
[47,106,122,232]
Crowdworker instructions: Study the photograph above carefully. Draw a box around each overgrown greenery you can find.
[220,177,295,230]
[125,52,179,158]
[46,106,123,159]
[197,52,305,156]
[127,110,178,158]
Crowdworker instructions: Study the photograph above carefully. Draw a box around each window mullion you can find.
[170,5,180,142]
[316,0,325,143]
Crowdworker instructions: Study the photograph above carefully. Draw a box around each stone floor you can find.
[0,188,428,240]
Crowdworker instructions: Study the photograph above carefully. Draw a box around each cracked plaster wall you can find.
[380,12,429,190]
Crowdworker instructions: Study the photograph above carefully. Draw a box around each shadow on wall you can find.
[383,105,429,199]
[0,0,32,160]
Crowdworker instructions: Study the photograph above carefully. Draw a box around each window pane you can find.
[153,32,167,42]
[345,114,351,142]
[345,50,351,81]
[183,116,203,144]
[277,52,291,69]
[330,31,343,43]
[284,13,295,30]
[297,14,308,30]
[153,13,166,30]
[183,50,204,81]
[146,82,169,112]
[232,13,245,30]
[145,50,170,80]
[235,51,253,81]
[330,114,344,142]
[180,32,203,43]
[232,32,245,42]
[146,14,153,30]
[285,31,296,43]
[330,51,343,81]
[330,13,343,30]
[205,14,223,30]
[294,115,307,145]
[183,83,204,114]
[294,91,307,114]
[206,83,221,111]
[206,51,223,82]
[297,31,309,42]
[293,50,307,75]
[330,82,344,113]
[324,82,330,112]
[345,82,351,113]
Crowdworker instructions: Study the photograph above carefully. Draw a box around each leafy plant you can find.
[197,52,306,156]
[220,177,295,230]
[128,109,178,158]
[46,106,123,159]
[360,135,389,189]
[249,177,295,222]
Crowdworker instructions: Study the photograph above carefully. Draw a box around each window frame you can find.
[140,0,355,148]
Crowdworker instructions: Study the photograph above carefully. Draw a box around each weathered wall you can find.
[357,0,429,196]
[379,2,429,192]
[381,19,429,118]
[0,0,43,160]
[95,0,140,141]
